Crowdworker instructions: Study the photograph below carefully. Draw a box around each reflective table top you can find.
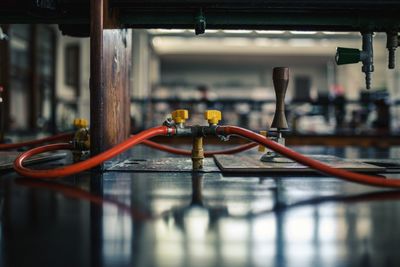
[1,146,400,267]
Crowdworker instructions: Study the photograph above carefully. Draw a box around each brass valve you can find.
[172,109,189,124]
[204,110,222,125]
[72,118,90,162]
[258,130,267,152]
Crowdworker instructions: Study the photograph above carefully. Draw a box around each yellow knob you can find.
[73,118,89,128]
[258,131,267,152]
[172,109,189,124]
[204,110,222,125]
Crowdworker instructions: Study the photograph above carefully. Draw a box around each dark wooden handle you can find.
[271,67,289,129]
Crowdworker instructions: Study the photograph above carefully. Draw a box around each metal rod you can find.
[192,137,204,171]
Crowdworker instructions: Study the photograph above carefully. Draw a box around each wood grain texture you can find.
[101,29,131,149]
[90,0,104,156]
[90,0,131,157]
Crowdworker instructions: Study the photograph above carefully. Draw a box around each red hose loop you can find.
[0,133,74,150]
[141,140,257,157]
[220,125,400,188]
[13,126,171,179]
[12,124,400,188]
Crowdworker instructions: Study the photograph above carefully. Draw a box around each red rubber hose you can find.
[13,126,171,179]
[13,125,400,188]
[220,126,400,188]
[0,130,254,157]
[0,133,74,150]
[141,140,257,157]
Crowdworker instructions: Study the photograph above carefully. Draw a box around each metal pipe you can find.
[386,31,398,69]
[192,137,204,170]
[360,32,374,89]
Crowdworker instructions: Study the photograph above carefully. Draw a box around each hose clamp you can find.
[166,127,174,136]
[215,126,230,141]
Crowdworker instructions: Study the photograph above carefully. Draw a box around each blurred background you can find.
[1,26,399,138]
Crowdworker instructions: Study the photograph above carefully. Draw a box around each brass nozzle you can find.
[72,119,90,162]
[192,137,204,170]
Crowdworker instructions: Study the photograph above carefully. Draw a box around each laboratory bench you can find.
[1,145,400,267]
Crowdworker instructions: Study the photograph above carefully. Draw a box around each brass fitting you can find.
[73,118,89,129]
[258,130,268,152]
[192,137,204,171]
[72,118,90,162]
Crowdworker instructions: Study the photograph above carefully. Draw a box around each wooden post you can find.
[90,0,131,160]
[0,25,10,132]
[28,24,38,131]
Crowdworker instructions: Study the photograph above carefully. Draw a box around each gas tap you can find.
[261,67,292,163]
[336,32,374,89]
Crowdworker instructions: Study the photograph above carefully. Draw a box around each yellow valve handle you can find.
[204,110,222,125]
[172,109,189,124]
[73,118,89,128]
[258,131,267,152]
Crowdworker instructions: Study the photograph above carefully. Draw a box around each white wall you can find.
[55,31,90,129]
